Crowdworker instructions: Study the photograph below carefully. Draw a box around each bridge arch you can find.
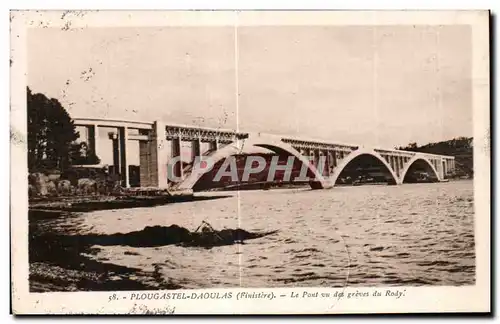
[399,155,441,183]
[177,136,332,191]
[330,148,400,186]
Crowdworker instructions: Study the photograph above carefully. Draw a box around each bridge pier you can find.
[172,134,183,182]
[330,150,337,170]
[151,121,169,188]
[317,150,326,176]
[394,156,400,178]
[210,137,219,151]
[445,158,455,177]
[139,139,151,187]
[324,150,332,176]
[110,132,121,183]
[118,127,129,187]
[192,137,201,160]
[313,149,320,170]
[89,124,99,158]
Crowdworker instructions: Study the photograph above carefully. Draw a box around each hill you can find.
[396,137,473,178]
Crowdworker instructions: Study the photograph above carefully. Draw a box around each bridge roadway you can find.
[73,118,456,193]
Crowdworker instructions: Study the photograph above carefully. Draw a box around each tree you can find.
[69,142,101,165]
[397,142,418,151]
[27,87,80,172]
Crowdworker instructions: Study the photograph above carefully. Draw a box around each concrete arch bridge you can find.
[72,118,456,193]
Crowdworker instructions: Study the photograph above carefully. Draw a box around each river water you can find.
[39,180,475,288]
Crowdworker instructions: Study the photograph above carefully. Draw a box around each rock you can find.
[84,224,278,249]
[29,173,49,196]
[77,178,97,195]
[46,181,57,195]
[95,179,108,195]
[57,180,72,195]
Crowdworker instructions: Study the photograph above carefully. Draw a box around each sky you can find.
[28,25,472,150]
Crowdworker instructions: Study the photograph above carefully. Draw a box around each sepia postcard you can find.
[10,10,490,315]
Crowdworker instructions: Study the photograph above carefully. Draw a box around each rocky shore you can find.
[29,208,277,292]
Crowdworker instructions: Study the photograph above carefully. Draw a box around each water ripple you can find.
[33,180,475,288]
